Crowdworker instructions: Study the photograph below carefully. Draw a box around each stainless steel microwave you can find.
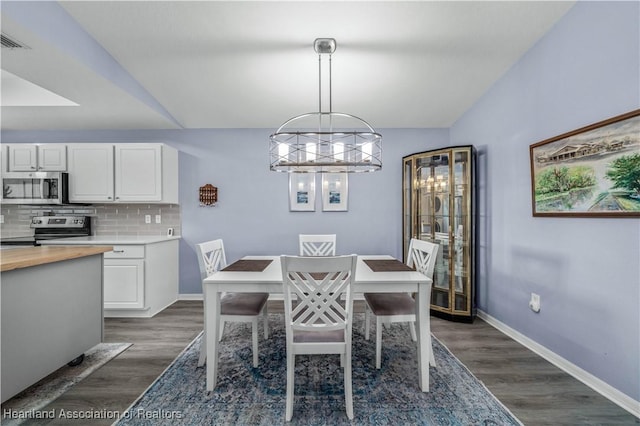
[1,172,69,205]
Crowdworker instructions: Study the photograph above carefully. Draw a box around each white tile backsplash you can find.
[0,204,180,237]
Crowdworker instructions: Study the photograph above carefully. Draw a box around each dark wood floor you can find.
[4,300,637,425]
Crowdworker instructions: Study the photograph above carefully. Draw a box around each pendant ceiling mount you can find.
[314,38,336,54]
[269,38,382,173]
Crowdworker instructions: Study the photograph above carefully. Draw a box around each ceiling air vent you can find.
[1,33,30,49]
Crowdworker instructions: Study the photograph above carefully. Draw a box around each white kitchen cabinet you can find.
[114,144,162,202]
[103,240,179,318]
[67,144,115,202]
[39,237,179,318]
[67,143,178,204]
[104,257,145,309]
[7,144,67,171]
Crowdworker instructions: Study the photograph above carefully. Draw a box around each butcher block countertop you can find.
[0,246,113,272]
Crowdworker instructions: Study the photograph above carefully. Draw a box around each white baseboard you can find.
[477,310,640,419]
[179,294,285,301]
[178,293,203,301]
[179,294,364,302]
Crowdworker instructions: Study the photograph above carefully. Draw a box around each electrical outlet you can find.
[155,214,161,224]
[529,293,541,313]
[145,215,151,224]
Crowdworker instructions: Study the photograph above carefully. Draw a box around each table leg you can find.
[205,285,221,391]
[416,282,430,392]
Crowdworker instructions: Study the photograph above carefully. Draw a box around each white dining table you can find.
[202,255,433,392]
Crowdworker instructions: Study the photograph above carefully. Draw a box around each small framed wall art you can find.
[289,173,316,211]
[322,173,348,211]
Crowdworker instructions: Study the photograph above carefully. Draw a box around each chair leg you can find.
[409,321,417,341]
[344,351,354,420]
[376,317,383,369]
[199,292,207,367]
[285,351,295,422]
[263,305,269,339]
[219,320,225,342]
[252,318,259,368]
[364,306,370,340]
[429,335,437,367]
[197,328,207,367]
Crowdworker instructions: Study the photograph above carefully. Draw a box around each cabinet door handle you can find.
[112,249,125,253]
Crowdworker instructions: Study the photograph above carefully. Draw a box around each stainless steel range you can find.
[0,216,92,247]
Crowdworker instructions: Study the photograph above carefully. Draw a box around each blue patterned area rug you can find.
[117,315,521,425]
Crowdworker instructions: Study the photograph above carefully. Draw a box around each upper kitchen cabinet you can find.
[7,144,67,171]
[67,143,178,204]
[67,144,115,202]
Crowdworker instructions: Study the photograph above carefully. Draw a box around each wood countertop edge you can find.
[0,246,114,272]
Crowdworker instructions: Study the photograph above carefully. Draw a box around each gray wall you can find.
[450,1,639,402]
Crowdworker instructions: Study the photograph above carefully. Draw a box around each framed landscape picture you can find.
[322,173,348,211]
[289,173,316,211]
[529,109,640,217]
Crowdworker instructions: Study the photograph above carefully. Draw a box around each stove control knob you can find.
[32,219,42,224]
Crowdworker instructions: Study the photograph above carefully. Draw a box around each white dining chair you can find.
[281,254,357,421]
[364,238,439,369]
[299,234,337,256]
[196,239,269,368]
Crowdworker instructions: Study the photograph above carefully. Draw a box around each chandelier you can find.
[269,38,382,173]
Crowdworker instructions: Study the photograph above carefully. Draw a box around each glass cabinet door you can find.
[403,159,413,258]
[402,146,476,322]
[452,148,470,314]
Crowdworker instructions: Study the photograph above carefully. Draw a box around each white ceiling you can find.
[0,1,575,131]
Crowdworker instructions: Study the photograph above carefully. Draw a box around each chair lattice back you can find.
[407,238,439,280]
[281,255,356,332]
[196,239,227,280]
[299,234,337,257]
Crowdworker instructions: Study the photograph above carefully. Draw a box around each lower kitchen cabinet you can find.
[104,257,145,309]
[40,237,179,317]
[103,239,179,318]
